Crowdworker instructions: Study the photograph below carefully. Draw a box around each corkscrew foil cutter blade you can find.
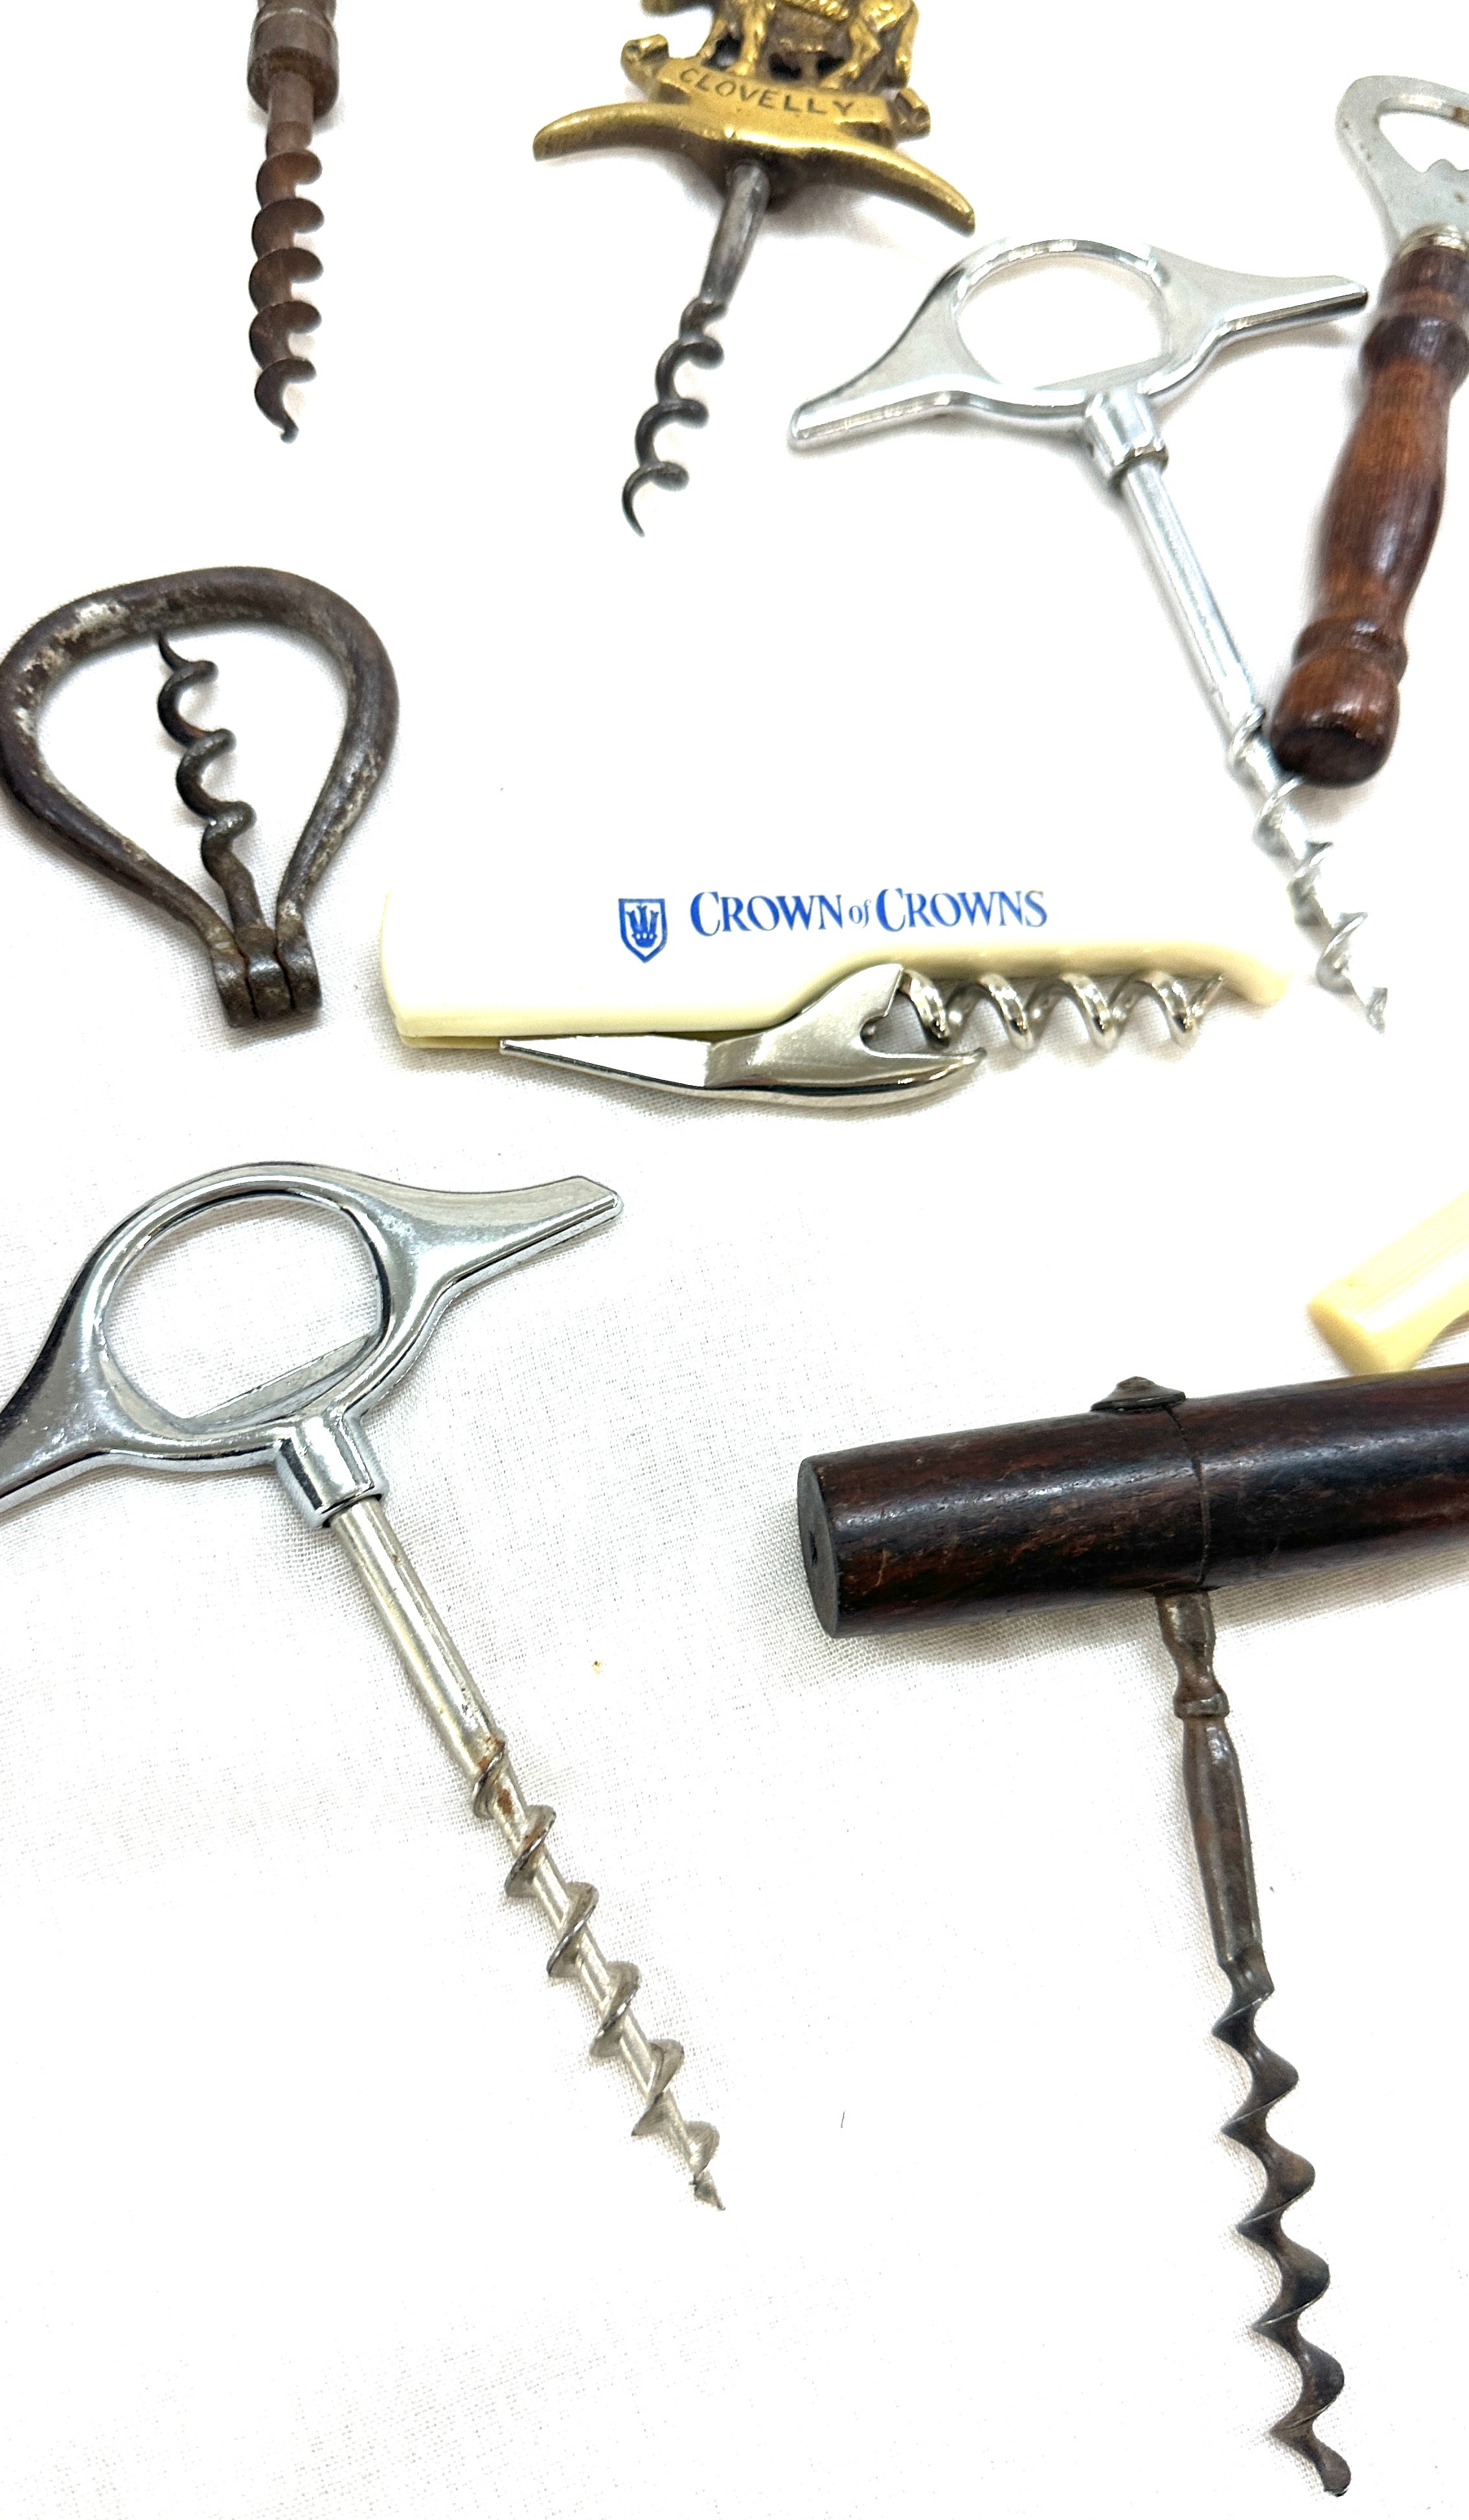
[791,237,1389,1025]
[0,1163,722,2206]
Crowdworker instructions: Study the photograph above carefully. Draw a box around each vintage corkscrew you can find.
[0,568,396,1029]
[796,1358,1469,2491]
[248,1,339,438]
[1272,77,1469,783]
[0,1162,721,2207]
[792,236,1389,1025]
[533,3,974,530]
[380,851,1301,1101]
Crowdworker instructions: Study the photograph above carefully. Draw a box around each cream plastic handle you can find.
[1309,1190,1469,1373]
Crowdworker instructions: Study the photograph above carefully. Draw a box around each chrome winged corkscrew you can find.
[793,236,1387,1024]
[0,1163,722,2208]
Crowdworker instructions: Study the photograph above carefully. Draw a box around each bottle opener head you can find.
[501,965,985,1103]
[790,235,1366,446]
[0,1165,619,1528]
[1338,75,1469,251]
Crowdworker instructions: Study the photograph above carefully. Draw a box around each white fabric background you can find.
[1,3,1466,2512]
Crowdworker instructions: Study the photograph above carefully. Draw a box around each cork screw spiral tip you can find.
[247,2,339,440]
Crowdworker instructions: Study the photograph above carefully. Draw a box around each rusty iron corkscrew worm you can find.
[789,1362,1453,2495]
[155,637,278,1005]
[248,0,339,439]
[1156,1591,1347,2495]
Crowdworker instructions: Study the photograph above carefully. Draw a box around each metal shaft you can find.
[702,160,773,306]
[621,161,773,531]
[1156,1592,1347,2497]
[1087,387,1385,1027]
[330,1498,722,2206]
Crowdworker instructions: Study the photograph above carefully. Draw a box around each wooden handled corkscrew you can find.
[797,1360,1469,2491]
[1272,77,1469,785]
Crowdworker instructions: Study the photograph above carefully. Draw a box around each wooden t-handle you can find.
[1270,240,1469,785]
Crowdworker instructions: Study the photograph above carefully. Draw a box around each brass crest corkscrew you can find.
[534,3,974,529]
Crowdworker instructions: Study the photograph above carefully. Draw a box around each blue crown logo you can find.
[619,897,668,962]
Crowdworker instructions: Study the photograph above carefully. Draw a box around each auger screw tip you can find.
[248,1,338,439]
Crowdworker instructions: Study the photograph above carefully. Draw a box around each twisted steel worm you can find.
[945,968,1224,1051]
[479,1739,723,2205]
[1214,1954,1349,2494]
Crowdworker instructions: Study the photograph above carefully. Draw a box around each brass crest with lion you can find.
[535,0,973,229]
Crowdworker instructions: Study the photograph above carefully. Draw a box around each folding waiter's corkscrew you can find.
[534,3,974,529]
[797,1358,1469,2491]
[793,236,1389,1024]
[0,1163,722,2208]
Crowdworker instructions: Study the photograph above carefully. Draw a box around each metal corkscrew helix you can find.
[248,0,339,439]
[496,963,1231,1103]
[792,236,1388,1024]
[534,1,974,529]
[1156,1589,1347,2496]
[155,637,274,994]
[0,1163,722,2208]
[790,1355,1469,2490]
[622,162,771,532]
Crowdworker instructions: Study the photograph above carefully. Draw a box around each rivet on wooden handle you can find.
[1270,241,1469,785]
[1310,1189,1469,1373]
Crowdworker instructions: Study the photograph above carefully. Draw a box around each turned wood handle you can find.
[797,1362,1469,1634]
[1270,240,1469,785]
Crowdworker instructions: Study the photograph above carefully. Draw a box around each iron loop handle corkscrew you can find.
[0,568,398,1029]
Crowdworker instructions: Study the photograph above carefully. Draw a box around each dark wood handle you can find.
[1270,240,1469,785]
[798,1362,1469,1636]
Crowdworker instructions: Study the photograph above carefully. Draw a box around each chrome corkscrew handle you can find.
[0,1163,619,1526]
[0,1162,722,2203]
[789,235,1365,444]
[790,236,1387,1026]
